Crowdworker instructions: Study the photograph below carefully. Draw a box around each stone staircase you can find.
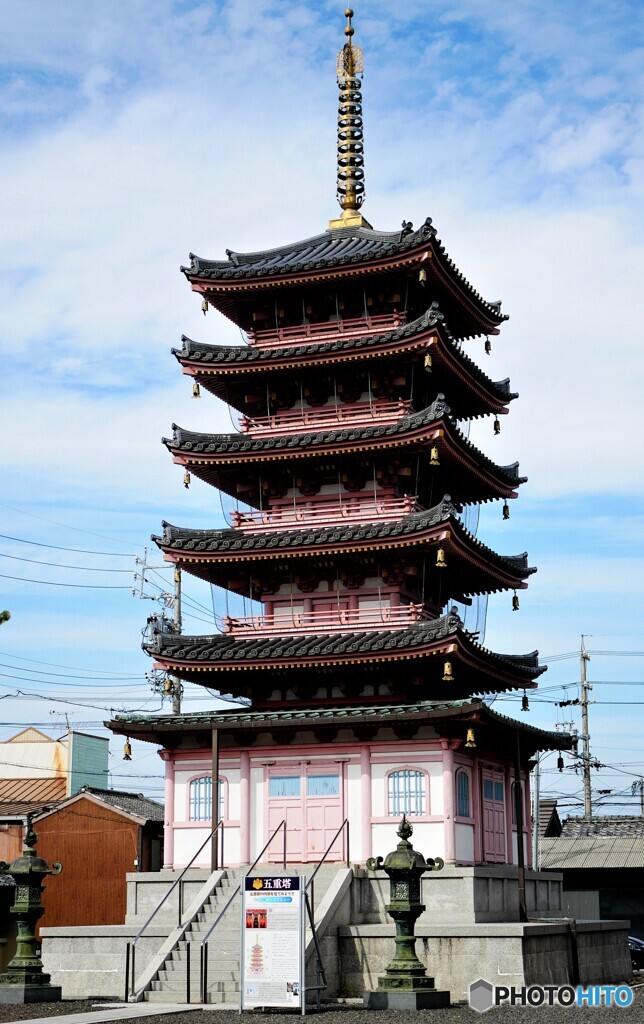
[143,865,341,1005]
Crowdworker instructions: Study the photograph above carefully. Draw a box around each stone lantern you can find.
[0,816,62,1004]
[364,816,451,1009]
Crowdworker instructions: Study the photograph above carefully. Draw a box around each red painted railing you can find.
[247,311,406,348]
[222,603,429,638]
[231,494,419,532]
[239,399,410,436]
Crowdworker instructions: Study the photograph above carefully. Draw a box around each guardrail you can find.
[199,820,287,1004]
[125,819,224,1000]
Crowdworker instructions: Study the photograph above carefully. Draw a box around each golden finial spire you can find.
[329,8,372,230]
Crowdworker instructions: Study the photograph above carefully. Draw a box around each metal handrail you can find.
[306,818,350,932]
[199,819,287,1004]
[304,819,350,1007]
[125,819,224,999]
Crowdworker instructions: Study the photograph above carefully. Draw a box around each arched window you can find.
[456,769,470,818]
[188,776,225,822]
[387,769,427,816]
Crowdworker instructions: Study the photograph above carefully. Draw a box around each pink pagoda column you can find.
[160,751,175,869]
[360,745,372,862]
[441,739,456,863]
[240,750,251,865]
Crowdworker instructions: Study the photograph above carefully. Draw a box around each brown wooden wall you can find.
[0,823,23,864]
[35,797,139,930]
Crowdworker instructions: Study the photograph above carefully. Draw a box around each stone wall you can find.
[338,920,632,1002]
[41,925,171,999]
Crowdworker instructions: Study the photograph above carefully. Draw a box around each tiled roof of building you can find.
[111,698,571,752]
[561,816,644,839]
[166,395,524,488]
[0,778,66,817]
[144,608,544,680]
[155,497,534,582]
[81,786,164,822]
[182,219,507,325]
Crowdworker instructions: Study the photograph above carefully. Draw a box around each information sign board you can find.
[240,874,305,1011]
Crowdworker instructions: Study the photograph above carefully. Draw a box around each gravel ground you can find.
[1,992,644,1024]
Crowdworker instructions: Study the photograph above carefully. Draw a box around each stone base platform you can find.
[365,989,451,1009]
[0,984,62,1003]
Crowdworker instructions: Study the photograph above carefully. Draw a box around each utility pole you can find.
[580,636,592,818]
[532,753,541,871]
[172,568,183,715]
[632,779,644,816]
[133,549,183,714]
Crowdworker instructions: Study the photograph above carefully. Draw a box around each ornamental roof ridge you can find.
[174,302,445,362]
[154,498,535,579]
[182,220,436,277]
[166,392,450,451]
[181,217,507,323]
[142,607,543,679]
[164,395,525,488]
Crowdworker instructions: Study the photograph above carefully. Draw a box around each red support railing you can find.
[239,399,410,437]
[246,311,406,348]
[231,494,419,533]
[221,603,429,638]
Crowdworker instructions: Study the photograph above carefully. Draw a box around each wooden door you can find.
[482,769,506,862]
[305,773,342,860]
[267,774,303,862]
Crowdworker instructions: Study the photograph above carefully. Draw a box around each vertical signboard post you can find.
[240,875,305,1014]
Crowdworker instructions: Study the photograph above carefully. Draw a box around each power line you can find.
[0,532,132,556]
[0,503,138,550]
[0,552,132,572]
[0,572,131,589]
[0,650,144,676]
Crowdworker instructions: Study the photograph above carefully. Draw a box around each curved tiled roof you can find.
[182,218,507,325]
[174,304,516,408]
[155,497,534,582]
[165,395,524,488]
[144,609,544,681]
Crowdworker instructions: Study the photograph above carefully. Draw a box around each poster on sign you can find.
[240,875,305,1011]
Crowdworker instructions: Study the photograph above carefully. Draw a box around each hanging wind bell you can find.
[163,676,174,696]
[502,502,510,520]
[201,298,208,315]
[183,470,191,489]
[442,660,454,682]
[485,337,491,354]
[429,445,440,466]
[521,690,530,712]
[494,418,501,435]
[557,754,565,773]
[465,728,476,748]
[436,547,447,569]
[192,381,201,398]
[418,266,427,286]
[424,352,432,371]
[512,591,520,611]
[123,739,132,761]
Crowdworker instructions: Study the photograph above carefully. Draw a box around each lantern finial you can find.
[329,9,372,229]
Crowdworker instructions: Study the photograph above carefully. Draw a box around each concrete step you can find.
[158,967,239,983]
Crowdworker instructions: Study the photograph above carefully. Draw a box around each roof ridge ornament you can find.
[329,9,373,231]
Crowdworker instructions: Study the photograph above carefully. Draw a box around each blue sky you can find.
[0,0,643,812]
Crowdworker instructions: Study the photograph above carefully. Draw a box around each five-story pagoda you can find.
[110,11,570,870]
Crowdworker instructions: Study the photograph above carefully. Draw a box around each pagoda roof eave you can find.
[154,498,535,591]
[174,305,517,417]
[107,699,570,756]
[164,397,525,496]
[181,219,506,336]
[143,611,545,689]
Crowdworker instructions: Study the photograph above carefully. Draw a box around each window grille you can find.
[188,776,224,821]
[456,769,470,817]
[388,769,426,816]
